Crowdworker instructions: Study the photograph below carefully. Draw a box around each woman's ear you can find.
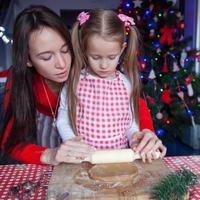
[27,58,33,67]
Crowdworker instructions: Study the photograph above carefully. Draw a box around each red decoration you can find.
[139,61,146,71]
[149,29,155,39]
[192,53,200,59]
[164,82,169,89]
[177,91,184,100]
[177,20,185,29]
[185,75,194,96]
[161,89,172,104]
[147,95,155,104]
[159,25,174,46]
[185,75,193,84]
[161,62,168,73]
[192,52,200,62]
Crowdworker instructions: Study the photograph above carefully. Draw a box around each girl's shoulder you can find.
[118,71,132,95]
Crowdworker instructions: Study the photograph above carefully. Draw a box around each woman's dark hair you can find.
[0,5,73,154]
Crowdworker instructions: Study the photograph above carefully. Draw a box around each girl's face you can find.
[86,35,125,79]
[28,27,72,84]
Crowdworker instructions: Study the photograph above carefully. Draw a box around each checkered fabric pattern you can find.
[76,71,131,149]
[0,164,52,200]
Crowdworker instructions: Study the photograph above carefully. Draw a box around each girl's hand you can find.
[41,137,95,165]
[130,129,167,163]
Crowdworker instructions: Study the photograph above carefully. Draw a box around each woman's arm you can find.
[139,98,154,132]
[1,115,47,164]
[40,137,95,165]
[3,118,94,165]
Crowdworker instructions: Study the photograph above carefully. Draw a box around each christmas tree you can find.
[118,0,200,142]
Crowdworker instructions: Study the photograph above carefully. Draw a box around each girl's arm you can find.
[56,86,75,141]
[129,99,166,162]
[125,98,154,147]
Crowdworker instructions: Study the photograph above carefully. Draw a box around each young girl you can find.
[0,5,94,165]
[57,9,166,162]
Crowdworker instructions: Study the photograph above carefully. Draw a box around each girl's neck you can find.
[44,79,63,96]
[86,68,117,80]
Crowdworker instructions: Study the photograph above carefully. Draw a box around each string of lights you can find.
[0,26,12,44]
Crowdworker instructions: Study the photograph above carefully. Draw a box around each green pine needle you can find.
[152,168,197,200]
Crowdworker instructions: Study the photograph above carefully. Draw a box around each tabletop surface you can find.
[0,155,200,200]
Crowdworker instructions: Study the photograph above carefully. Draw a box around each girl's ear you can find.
[120,42,127,56]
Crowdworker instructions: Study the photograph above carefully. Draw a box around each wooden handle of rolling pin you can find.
[85,149,160,164]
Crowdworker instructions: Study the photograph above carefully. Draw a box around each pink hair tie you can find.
[77,11,90,25]
[118,14,135,27]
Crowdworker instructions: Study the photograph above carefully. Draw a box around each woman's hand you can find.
[130,129,167,163]
[41,137,95,165]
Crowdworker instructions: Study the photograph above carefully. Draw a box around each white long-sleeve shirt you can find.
[57,71,139,147]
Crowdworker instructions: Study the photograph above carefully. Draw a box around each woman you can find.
[0,5,95,165]
[0,5,166,165]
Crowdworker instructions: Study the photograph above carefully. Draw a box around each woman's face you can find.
[28,26,72,83]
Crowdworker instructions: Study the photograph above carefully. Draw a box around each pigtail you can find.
[68,22,86,133]
[123,26,141,125]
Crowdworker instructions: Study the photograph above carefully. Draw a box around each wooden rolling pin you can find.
[85,149,160,164]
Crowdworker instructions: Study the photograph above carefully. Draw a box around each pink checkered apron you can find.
[76,71,131,149]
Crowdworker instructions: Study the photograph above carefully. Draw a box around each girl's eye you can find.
[91,56,100,60]
[92,56,99,60]
[108,56,117,60]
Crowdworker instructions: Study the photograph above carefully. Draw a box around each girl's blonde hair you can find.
[68,9,141,133]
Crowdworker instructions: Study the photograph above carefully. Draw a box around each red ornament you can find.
[161,89,172,104]
[147,95,155,104]
[192,53,200,59]
[149,29,155,39]
[185,75,193,84]
[177,91,184,100]
[139,61,146,71]
[177,20,185,29]
[161,62,168,73]
[159,25,174,46]
[164,82,169,89]
[185,75,194,96]
[192,52,200,62]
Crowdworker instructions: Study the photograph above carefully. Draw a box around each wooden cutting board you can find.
[47,159,186,200]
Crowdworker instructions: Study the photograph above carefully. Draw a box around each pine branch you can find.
[152,168,197,200]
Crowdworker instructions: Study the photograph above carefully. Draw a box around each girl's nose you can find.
[100,59,108,69]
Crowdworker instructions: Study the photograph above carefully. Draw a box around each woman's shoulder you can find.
[0,68,10,94]
[0,69,9,131]
[0,69,10,83]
